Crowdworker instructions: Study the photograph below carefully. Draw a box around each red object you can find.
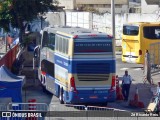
[129,88,144,108]
[138,101,145,108]
[41,71,46,75]
[6,36,13,45]
[107,35,113,38]
[70,77,77,92]
[116,75,124,100]
[139,50,142,55]
[26,99,37,120]
[111,76,116,88]
[0,44,19,69]
[73,35,78,39]
[134,88,139,102]
[116,75,119,86]
[28,99,36,110]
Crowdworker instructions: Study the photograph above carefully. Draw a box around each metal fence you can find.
[149,42,160,74]
[46,104,130,120]
[0,104,7,111]
[0,103,160,120]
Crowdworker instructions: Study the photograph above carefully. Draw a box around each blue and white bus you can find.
[37,26,116,104]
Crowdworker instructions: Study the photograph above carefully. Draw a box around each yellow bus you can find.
[122,22,160,64]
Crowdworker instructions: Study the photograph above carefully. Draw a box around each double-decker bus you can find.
[122,22,160,64]
[37,26,116,104]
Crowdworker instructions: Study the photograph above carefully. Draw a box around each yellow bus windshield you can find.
[123,25,139,36]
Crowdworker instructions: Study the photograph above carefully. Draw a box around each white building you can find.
[58,0,129,13]
[58,0,76,10]
[129,1,141,13]
[141,0,159,13]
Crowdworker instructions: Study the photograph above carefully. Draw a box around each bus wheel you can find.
[40,75,43,83]
[59,88,64,104]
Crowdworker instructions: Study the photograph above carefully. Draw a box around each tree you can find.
[0,0,59,43]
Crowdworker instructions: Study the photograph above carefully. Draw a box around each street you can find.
[22,54,157,112]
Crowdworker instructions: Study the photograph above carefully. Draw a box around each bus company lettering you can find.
[75,43,111,47]
[63,61,68,66]
[12,112,42,117]
[56,60,68,66]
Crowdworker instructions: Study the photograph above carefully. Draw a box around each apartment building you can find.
[58,0,129,13]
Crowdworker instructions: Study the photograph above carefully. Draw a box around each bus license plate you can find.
[90,96,98,99]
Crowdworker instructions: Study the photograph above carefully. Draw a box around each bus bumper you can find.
[64,90,116,104]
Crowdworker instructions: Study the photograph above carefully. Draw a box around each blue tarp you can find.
[0,65,23,103]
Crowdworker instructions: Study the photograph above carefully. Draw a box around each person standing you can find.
[6,34,13,49]
[144,49,152,84]
[122,70,132,101]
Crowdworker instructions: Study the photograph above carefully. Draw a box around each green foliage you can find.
[0,0,12,31]
[0,0,59,37]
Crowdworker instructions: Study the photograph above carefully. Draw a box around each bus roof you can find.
[124,22,160,26]
[43,26,112,39]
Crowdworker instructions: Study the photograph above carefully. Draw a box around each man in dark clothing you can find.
[122,70,132,101]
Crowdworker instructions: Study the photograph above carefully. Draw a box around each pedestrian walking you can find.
[145,49,150,65]
[122,70,132,101]
[7,34,13,49]
[143,49,152,84]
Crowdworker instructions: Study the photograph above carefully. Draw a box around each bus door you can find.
[41,31,48,62]
[122,25,139,63]
[38,31,48,84]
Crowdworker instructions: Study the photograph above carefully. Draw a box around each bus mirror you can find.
[34,45,40,58]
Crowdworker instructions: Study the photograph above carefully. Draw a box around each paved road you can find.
[22,55,158,109]
[20,54,160,120]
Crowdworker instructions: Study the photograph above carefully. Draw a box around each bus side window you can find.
[41,60,54,77]
[42,31,48,48]
[48,33,55,50]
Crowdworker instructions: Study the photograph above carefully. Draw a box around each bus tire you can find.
[43,76,46,85]
[40,75,43,83]
[59,88,64,104]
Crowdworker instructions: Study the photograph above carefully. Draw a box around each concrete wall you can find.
[141,0,159,13]
[58,0,76,10]
[92,5,128,14]
[76,0,128,4]
[66,12,90,28]
[145,0,160,4]
[43,11,160,46]
[45,12,65,26]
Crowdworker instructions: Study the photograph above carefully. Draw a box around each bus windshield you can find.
[123,25,139,36]
[74,40,112,54]
[143,26,160,39]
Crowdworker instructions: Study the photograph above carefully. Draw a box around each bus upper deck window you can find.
[42,31,48,47]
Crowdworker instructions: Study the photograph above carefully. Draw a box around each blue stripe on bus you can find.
[54,55,116,74]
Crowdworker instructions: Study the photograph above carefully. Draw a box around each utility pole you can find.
[64,10,66,26]
[5,33,7,52]
[111,0,115,39]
